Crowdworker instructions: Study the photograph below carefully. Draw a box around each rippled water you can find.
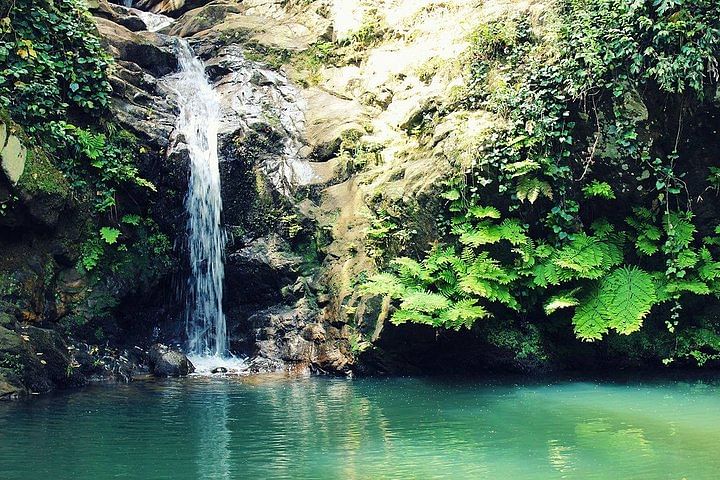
[1,375,720,479]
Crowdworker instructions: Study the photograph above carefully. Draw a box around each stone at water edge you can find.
[211,367,228,374]
[148,344,195,377]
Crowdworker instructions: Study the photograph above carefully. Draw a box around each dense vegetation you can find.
[364,0,720,366]
[0,0,171,341]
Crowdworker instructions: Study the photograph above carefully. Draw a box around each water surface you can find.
[1,375,719,479]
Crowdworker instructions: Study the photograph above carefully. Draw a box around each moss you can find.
[17,148,70,197]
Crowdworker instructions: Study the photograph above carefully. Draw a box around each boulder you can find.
[301,87,366,161]
[95,17,177,77]
[148,344,195,377]
[1,134,27,185]
[0,372,25,401]
[135,0,213,17]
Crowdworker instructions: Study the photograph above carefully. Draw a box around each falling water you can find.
[169,40,228,359]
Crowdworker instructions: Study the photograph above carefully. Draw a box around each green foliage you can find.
[1,0,154,211]
[583,181,616,200]
[573,267,657,340]
[0,0,112,121]
[100,227,121,245]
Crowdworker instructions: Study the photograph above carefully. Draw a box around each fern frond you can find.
[392,257,431,283]
[498,219,529,246]
[458,221,502,247]
[361,273,406,298]
[503,159,540,178]
[544,289,581,314]
[391,309,436,326]
[399,291,450,313]
[601,266,656,335]
[664,280,711,296]
[516,177,553,203]
[554,234,605,274]
[582,180,616,199]
[573,291,607,341]
[440,299,491,329]
[573,267,656,340]
[468,205,501,219]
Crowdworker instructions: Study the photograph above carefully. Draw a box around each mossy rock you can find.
[17,149,70,197]
[0,326,22,353]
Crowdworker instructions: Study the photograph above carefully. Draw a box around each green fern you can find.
[503,159,540,177]
[400,291,450,313]
[468,205,501,219]
[99,227,121,245]
[544,289,580,314]
[572,266,656,340]
[516,177,553,203]
[439,299,491,329]
[361,273,406,298]
[582,180,615,199]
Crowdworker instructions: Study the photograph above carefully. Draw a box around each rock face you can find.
[148,344,195,377]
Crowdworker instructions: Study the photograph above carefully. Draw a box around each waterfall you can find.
[169,40,228,359]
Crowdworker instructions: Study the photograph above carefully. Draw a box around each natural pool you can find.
[1,374,719,479]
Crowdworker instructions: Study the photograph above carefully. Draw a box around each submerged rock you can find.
[148,344,195,377]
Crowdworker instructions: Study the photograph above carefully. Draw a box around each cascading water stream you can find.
[168,40,228,361]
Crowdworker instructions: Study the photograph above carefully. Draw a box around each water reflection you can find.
[1,376,720,479]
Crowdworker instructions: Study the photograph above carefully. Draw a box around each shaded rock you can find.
[0,312,15,329]
[246,301,353,374]
[22,327,85,393]
[226,235,301,306]
[148,344,195,377]
[136,0,213,17]
[92,0,148,31]
[211,366,228,374]
[0,374,27,401]
[95,17,178,77]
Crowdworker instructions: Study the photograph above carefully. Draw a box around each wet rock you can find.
[148,344,195,377]
[225,235,301,306]
[245,301,353,374]
[92,0,148,31]
[211,366,228,374]
[22,327,86,393]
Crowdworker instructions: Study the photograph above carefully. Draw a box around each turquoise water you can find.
[1,375,720,479]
